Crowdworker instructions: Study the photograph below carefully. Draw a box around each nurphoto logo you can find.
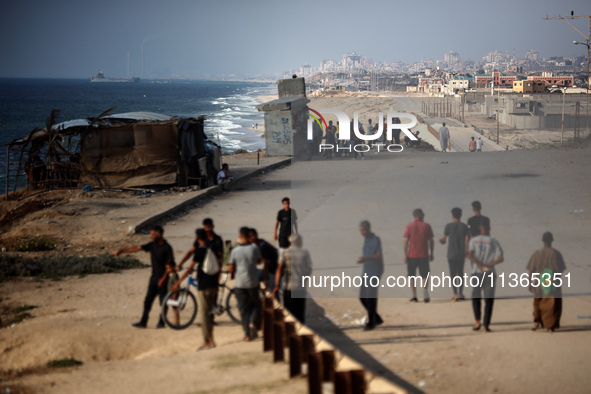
[307,109,419,153]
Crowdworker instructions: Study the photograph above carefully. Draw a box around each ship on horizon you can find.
[90,70,140,83]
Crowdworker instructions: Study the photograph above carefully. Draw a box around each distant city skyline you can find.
[0,0,589,79]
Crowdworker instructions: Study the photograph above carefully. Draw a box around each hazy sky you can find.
[0,0,589,78]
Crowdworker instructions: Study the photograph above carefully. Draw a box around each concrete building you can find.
[342,52,363,71]
[442,79,470,95]
[474,72,516,87]
[525,49,538,61]
[526,72,574,87]
[484,93,590,129]
[256,78,310,157]
[444,51,461,65]
[513,80,545,93]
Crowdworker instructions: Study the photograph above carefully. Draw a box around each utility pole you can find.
[546,14,591,137]
[561,87,566,145]
[497,86,500,144]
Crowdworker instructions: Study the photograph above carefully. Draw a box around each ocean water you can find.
[0,78,275,193]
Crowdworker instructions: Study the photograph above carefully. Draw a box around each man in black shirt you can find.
[249,228,279,293]
[112,225,174,329]
[274,197,298,249]
[467,201,491,238]
[202,218,224,266]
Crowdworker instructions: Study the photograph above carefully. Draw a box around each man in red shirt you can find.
[403,209,434,302]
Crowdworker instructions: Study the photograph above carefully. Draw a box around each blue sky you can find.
[0,0,589,78]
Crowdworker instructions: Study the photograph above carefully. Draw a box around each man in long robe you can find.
[526,232,566,332]
[438,122,450,152]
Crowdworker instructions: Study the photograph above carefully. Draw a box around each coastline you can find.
[2,92,591,393]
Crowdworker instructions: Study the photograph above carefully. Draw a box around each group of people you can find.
[438,122,483,153]
[307,117,419,160]
[112,197,313,350]
[112,194,565,353]
[357,201,567,333]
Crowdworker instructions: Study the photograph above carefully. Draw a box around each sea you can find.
[0,78,275,194]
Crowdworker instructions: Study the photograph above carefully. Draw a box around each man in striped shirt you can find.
[468,222,504,332]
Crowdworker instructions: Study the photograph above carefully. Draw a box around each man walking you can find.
[273,234,312,323]
[249,228,279,293]
[467,201,490,238]
[526,232,566,332]
[274,197,298,250]
[469,137,476,152]
[476,136,483,152]
[112,225,174,329]
[468,222,504,332]
[358,220,384,330]
[439,208,470,301]
[403,209,434,303]
[229,227,262,341]
[439,122,450,152]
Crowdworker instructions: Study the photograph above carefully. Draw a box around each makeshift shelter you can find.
[6,110,221,199]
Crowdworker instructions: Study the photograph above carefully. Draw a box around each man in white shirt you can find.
[476,136,484,152]
[216,163,233,190]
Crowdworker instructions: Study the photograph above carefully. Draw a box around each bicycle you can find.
[161,269,241,330]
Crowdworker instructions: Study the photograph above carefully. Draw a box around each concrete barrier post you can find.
[285,321,297,339]
[307,352,324,394]
[263,308,274,352]
[334,371,352,394]
[273,321,285,362]
[273,309,285,347]
[301,335,315,363]
[350,369,366,393]
[289,335,303,378]
[321,350,335,382]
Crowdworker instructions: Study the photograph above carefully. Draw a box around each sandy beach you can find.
[1,93,590,393]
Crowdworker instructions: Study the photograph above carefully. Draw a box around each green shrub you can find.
[9,236,57,252]
[0,254,147,281]
[47,358,83,368]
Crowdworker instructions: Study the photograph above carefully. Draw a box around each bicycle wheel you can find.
[225,288,242,325]
[161,288,198,330]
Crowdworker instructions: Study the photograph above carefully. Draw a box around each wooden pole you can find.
[321,350,336,382]
[289,335,303,377]
[273,321,285,362]
[263,308,274,352]
[307,353,323,394]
